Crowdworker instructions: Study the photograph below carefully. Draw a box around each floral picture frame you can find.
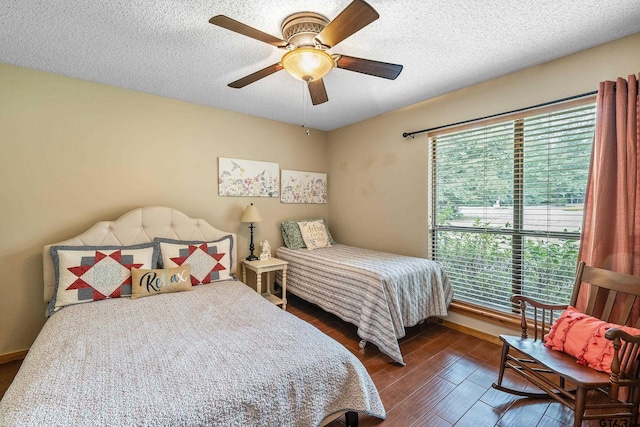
[280,170,327,204]
[218,157,279,197]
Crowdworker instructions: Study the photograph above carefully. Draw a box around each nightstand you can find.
[242,258,288,310]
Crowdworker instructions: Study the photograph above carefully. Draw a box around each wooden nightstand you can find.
[242,258,288,310]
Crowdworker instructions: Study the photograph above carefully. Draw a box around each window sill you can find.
[448,300,522,329]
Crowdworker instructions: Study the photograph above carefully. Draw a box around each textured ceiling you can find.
[2,1,640,131]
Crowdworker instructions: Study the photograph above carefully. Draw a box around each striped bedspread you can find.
[276,244,453,365]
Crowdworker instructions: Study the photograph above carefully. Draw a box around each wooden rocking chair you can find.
[492,262,640,427]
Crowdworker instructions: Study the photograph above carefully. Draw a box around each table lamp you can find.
[240,203,262,261]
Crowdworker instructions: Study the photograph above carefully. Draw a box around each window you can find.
[430,99,596,314]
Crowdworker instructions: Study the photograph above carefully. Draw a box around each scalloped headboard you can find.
[43,206,237,302]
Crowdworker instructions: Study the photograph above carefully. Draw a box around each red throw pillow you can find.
[544,306,584,351]
[544,306,640,374]
[582,323,640,374]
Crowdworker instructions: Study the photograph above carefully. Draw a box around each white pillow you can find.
[298,220,332,250]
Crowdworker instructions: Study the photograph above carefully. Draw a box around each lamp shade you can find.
[240,203,262,223]
[281,47,334,82]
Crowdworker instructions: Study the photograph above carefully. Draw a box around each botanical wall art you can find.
[280,170,327,204]
[218,157,279,197]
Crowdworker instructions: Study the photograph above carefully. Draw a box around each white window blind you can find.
[430,100,596,313]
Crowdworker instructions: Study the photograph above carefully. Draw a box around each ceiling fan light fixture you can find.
[281,47,334,82]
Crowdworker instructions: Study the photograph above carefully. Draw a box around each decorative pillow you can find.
[583,323,640,373]
[281,218,336,249]
[544,306,640,373]
[544,306,600,354]
[130,265,192,300]
[155,235,233,285]
[298,220,332,250]
[47,243,159,316]
[543,306,578,350]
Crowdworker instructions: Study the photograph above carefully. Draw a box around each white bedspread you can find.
[276,245,453,365]
[0,281,385,426]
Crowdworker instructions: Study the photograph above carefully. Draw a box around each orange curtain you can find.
[576,74,640,314]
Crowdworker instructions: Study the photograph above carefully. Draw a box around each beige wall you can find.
[0,63,329,356]
[327,32,640,338]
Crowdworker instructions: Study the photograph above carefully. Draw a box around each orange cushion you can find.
[544,306,640,374]
[582,323,640,373]
[544,306,584,351]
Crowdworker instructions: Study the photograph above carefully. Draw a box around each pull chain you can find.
[301,81,310,136]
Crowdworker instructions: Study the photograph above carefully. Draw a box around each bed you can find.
[0,207,385,427]
[276,219,453,365]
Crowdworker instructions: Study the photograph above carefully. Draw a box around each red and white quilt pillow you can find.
[155,235,233,285]
[46,243,159,316]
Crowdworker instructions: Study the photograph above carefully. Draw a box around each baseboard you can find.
[0,350,28,365]
[439,319,501,346]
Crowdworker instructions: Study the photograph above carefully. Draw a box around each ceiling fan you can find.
[209,0,403,106]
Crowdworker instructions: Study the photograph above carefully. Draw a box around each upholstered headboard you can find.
[43,206,237,302]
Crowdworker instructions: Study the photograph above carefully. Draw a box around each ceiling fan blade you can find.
[335,55,403,80]
[228,63,284,88]
[308,79,329,105]
[315,0,379,48]
[209,15,288,48]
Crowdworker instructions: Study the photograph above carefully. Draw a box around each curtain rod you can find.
[401,90,598,139]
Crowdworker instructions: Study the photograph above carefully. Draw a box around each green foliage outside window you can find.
[435,219,579,311]
[432,103,594,313]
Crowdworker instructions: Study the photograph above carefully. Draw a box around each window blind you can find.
[430,101,596,313]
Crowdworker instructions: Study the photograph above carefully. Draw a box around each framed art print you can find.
[218,157,279,197]
[280,170,327,204]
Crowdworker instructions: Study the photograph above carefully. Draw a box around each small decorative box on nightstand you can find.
[242,258,288,310]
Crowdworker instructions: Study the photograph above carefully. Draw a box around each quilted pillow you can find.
[130,265,192,300]
[47,243,159,316]
[298,220,332,250]
[281,218,336,249]
[156,235,233,285]
[544,306,640,373]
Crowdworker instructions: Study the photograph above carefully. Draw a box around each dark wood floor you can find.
[285,294,616,427]
[0,294,625,426]
[0,359,22,401]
